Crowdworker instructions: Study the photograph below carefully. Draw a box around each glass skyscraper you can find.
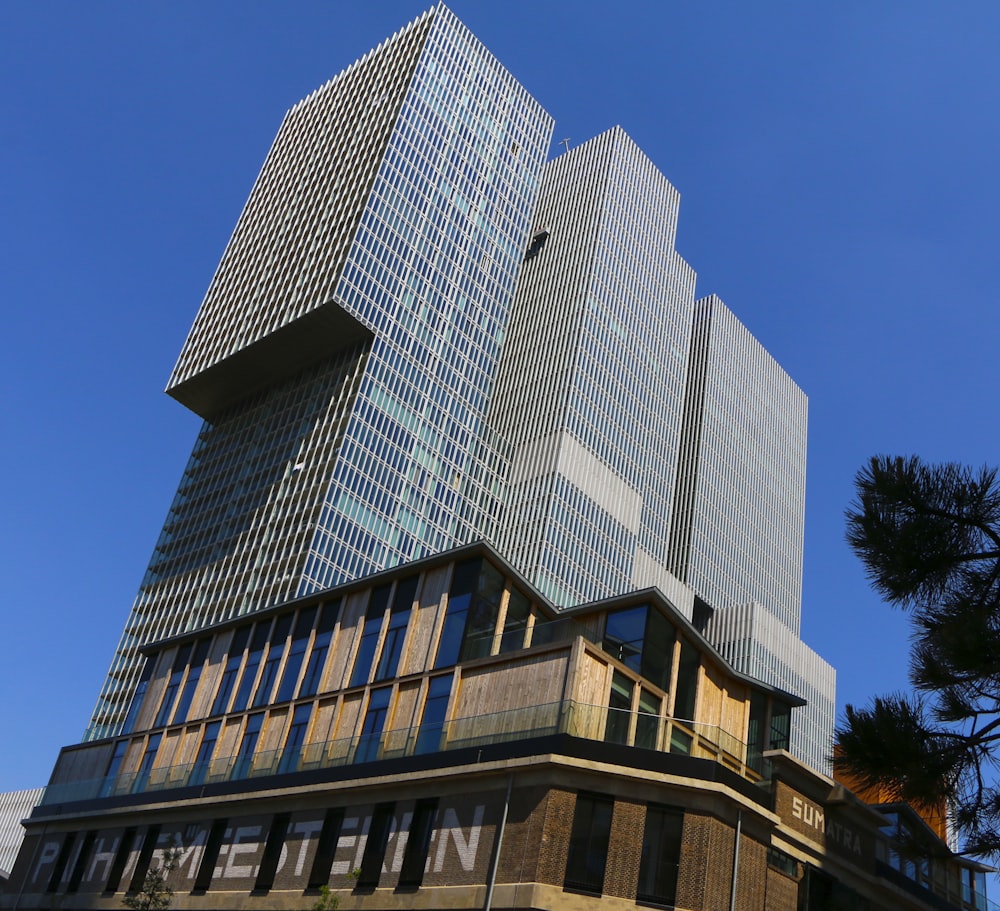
[86,4,833,771]
[669,295,834,771]
[491,128,697,610]
[87,5,553,740]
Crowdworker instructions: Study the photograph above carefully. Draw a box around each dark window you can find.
[564,793,613,894]
[133,733,161,793]
[637,804,682,905]
[234,713,264,778]
[767,846,797,877]
[375,576,418,680]
[253,615,292,708]
[673,638,699,721]
[127,826,160,895]
[604,606,645,673]
[308,808,345,890]
[104,827,137,893]
[356,803,395,889]
[351,585,392,687]
[67,830,96,893]
[636,689,661,750]
[172,639,210,724]
[434,558,481,668]
[278,705,311,774]
[101,740,129,797]
[232,623,270,713]
[211,627,250,716]
[499,587,531,653]
[193,820,227,893]
[605,671,632,745]
[299,601,340,697]
[747,693,768,773]
[398,798,438,888]
[275,608,317,703]
[254,813,291,892]
[355,687,391,763]
[458,560,504,661]
[770,700,791,752]
[154,644,192,728]
[46,832,76,893]
[603,605,673,692]
[189,721,221,786]
[122,660,153,734]
[415,675,452,755]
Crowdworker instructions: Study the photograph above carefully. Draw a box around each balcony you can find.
[40,699,756,807]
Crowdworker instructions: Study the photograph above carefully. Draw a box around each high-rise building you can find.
[84,3,831,774]
[491,128,697,611]
[667,294,833,771]
[86,5,554,741]
[669,295,807,632]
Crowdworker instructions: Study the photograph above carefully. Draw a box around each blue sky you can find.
[1,0,998,821]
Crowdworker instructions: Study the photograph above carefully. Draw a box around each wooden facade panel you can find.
[326,590,368,692]
[456,651,569,719]
[390,680,421,732]
[400,564,451,676]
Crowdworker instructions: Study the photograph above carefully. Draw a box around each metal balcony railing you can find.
[41,699,755,807]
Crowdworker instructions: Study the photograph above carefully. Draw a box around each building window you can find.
[104,827,137,893]
[193,820,227,893]
[435,560,479,668]
[189,721,221,786]
[458,560,504,661]
[122,660,153,734]
[414,675,452,754]
[308,808,345,890]
[275,607,317,703]
[253,614,292,708]
[374,575,418,680]
[211,627,250,716]
[154,644,192,728]
[636,804,682,905]
[605,671,632,745]
[299,601,340,697]
[101,740,129,797]
[673,637,699,721]
[398,798,438,888]
[231,623,270,713]
[564,793,613,894]
[172,639,210,724]
[278,704,312,774]
[233,713,264,779]
[355,687,391,763]
[635,689,661,750]
[499,587,531,653]
[254,813,291,892]
[767,846,797,878]
[603,605,673,691]
[133,733,161,793]
[356,803,395,889]
[67,831,95,893]
[127,826,161,895]
[351,585,392,687]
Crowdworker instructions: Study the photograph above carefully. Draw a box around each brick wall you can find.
[765,865,799,911]
[675,812,735,911]
[535,787,575,886]
[602,797,644,900]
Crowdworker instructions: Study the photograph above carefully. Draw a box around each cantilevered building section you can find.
[87,6,553,740]
[491,128,697,610]
[668,294,834,771]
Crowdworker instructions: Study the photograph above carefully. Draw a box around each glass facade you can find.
[491,128,697,608]
[87,7,553,740]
